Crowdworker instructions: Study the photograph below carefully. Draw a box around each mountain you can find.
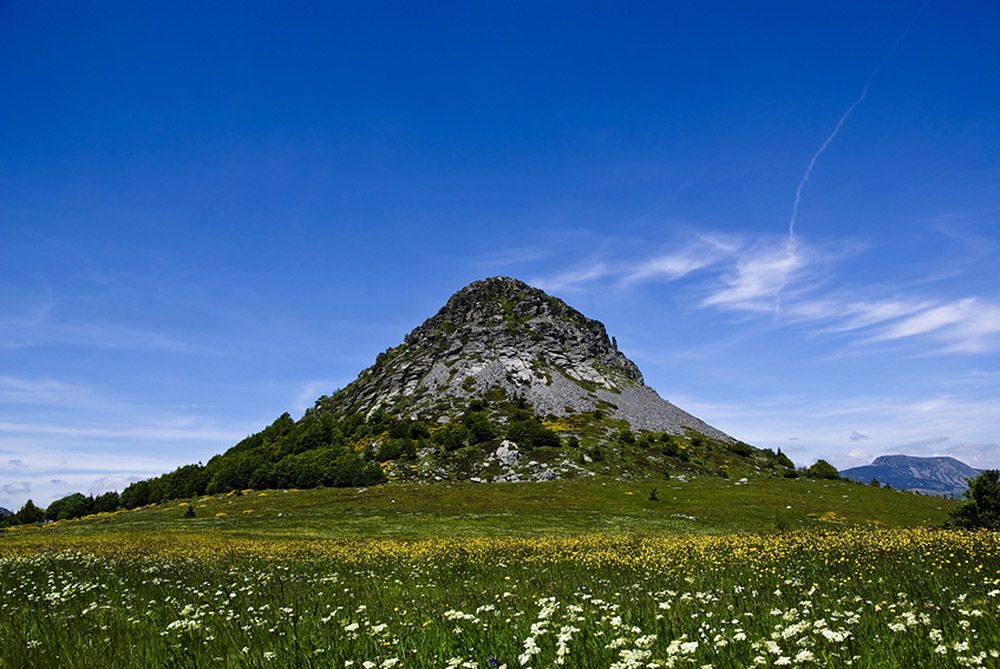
[316,277,731,440]
[0,506,11,519]
[840,455,981,497]
[117,277,794,507]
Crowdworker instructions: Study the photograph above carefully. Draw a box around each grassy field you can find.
[2,477,997,668]
[1,476,953,541]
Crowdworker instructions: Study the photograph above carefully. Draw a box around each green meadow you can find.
[4,478,998,668]
[3,476,952,542]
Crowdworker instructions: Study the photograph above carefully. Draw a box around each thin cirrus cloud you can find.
[0,420,243,443]
[667,390,1000,470]
[0,376,95,407]
[532,235,736,294]
[0,482,30,495]
[0,321,217,354]
[531,262,613,293]
[0,290,218,355]
[701,241,809,312]
[863,298,1000,353]
[620,235,738,287]
[533,231,1000,356]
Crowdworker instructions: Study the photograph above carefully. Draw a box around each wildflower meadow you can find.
[2,528,998,668]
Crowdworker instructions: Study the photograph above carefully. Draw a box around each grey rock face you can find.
[840,454,982,496]
[490,441,520,467]
[317,277,732,441]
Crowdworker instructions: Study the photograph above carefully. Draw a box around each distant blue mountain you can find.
[840,454,981,497]
[0,506,11,519]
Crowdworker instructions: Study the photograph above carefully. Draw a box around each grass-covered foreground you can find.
[1,478,995,668]
[1,530,999,668]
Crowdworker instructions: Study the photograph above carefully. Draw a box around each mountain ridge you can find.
[315,276,733,441]
[840,454,981,497]
[100,276,796,507]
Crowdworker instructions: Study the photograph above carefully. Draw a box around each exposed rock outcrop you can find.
[840,454,982,497]
[317,277,732,441]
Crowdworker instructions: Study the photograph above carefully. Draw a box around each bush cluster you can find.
[118,412,390,508]
[2,399,569,526]
[947,470,1000,530]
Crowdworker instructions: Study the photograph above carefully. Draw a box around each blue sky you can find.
[2,1,999,508]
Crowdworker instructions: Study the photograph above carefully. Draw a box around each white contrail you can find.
[777,0,931,310]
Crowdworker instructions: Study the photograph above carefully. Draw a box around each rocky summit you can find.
[840,455,982,497]
[317,277,731,441]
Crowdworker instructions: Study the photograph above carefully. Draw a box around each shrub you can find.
[806,460,840,480]
[773,448,795,469]
[46,493,94,521]
[378,438,415,461]
[729,441,754,457]
[636,433,655,450]
[659,438,680,457]
[93,491,120,513]
[409,421,431,439]
[506,418,560,449]
[120,480,151,509]
[434,424,470,452]
[387,421,410,439]
[947,470,1000,530]
[15,500,45,524]
[462,411,496,444]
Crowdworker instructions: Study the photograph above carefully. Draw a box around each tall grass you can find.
[1,530,997,668]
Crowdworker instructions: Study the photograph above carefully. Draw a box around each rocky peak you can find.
[840,454,982,496]
[405,276,643,387]
[317,276,731,441]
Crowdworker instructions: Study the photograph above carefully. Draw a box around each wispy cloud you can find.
[664,390,1000,471]
[0,419,242,443]
[0,376,94,407]
[809,298,932,334]
[533,234,737,294]
[702,241,808,312]
[0,321,216,354]
[535,226,1000,357]
[789,294,1000,355]
[0,280,219,355]
[1,482,30,495]
[620,234,737,287]
[0,440,218,507]
[532,262,613,293]
[864,298,1000,353]
[88,474,142,495]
